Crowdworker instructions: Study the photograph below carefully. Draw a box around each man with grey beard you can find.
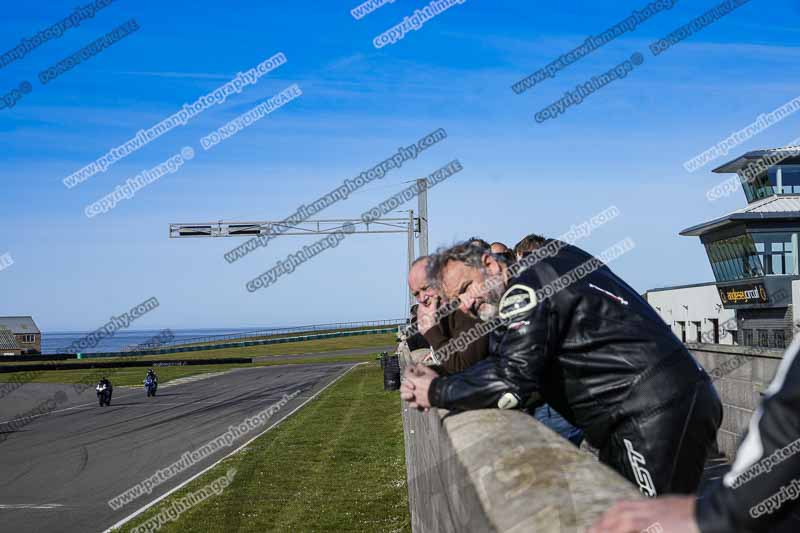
[401,238,722,497]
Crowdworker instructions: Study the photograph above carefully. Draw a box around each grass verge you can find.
[117,363,410,533]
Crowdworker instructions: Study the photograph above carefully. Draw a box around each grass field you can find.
[0,334,398,387]
[176,324,401,348]
[118,363,410,533]
[190,333,396,359]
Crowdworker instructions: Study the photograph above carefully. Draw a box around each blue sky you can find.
[1,0,797,331]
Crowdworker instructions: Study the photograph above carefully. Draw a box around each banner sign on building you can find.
[718,283,769,306]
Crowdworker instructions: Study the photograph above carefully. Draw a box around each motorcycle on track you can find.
[96,382,112,406]
[144,375,158,397]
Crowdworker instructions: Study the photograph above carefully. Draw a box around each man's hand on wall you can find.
[588,496,699,533]
[401,364,439,410]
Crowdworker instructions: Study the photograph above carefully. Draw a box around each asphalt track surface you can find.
[0,362,358,533]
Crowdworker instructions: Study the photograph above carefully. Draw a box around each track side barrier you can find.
[397,343,641,532]
[0,358,252,373]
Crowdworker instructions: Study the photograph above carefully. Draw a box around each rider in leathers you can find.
[694,333,800,531]
[591,333,800,532]
[423,241,723,496]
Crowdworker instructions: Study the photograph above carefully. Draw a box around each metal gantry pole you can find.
[169,213,427,318]
[417,178,429,257]
[407,209,416,314]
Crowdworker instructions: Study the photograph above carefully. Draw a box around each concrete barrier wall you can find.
[398,345,641,533]
[402,402,494,533]
[688,342,784,459]
[399,339,790,530]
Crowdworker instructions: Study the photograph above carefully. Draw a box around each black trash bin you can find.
[383,354,401,391]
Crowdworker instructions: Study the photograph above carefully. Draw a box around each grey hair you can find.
[426,240,507,287]
[410,255,429,269]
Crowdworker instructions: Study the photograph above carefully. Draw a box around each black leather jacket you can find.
[428,244,709,448]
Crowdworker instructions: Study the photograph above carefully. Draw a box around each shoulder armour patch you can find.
[497,392,520,410]
[499,284,538,319]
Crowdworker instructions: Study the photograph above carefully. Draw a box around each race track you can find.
[0,362,358,533]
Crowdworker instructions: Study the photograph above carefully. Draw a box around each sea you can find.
[41,328,269,354]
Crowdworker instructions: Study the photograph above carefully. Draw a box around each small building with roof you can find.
[0,326,22,356]
[0,316,41,355]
